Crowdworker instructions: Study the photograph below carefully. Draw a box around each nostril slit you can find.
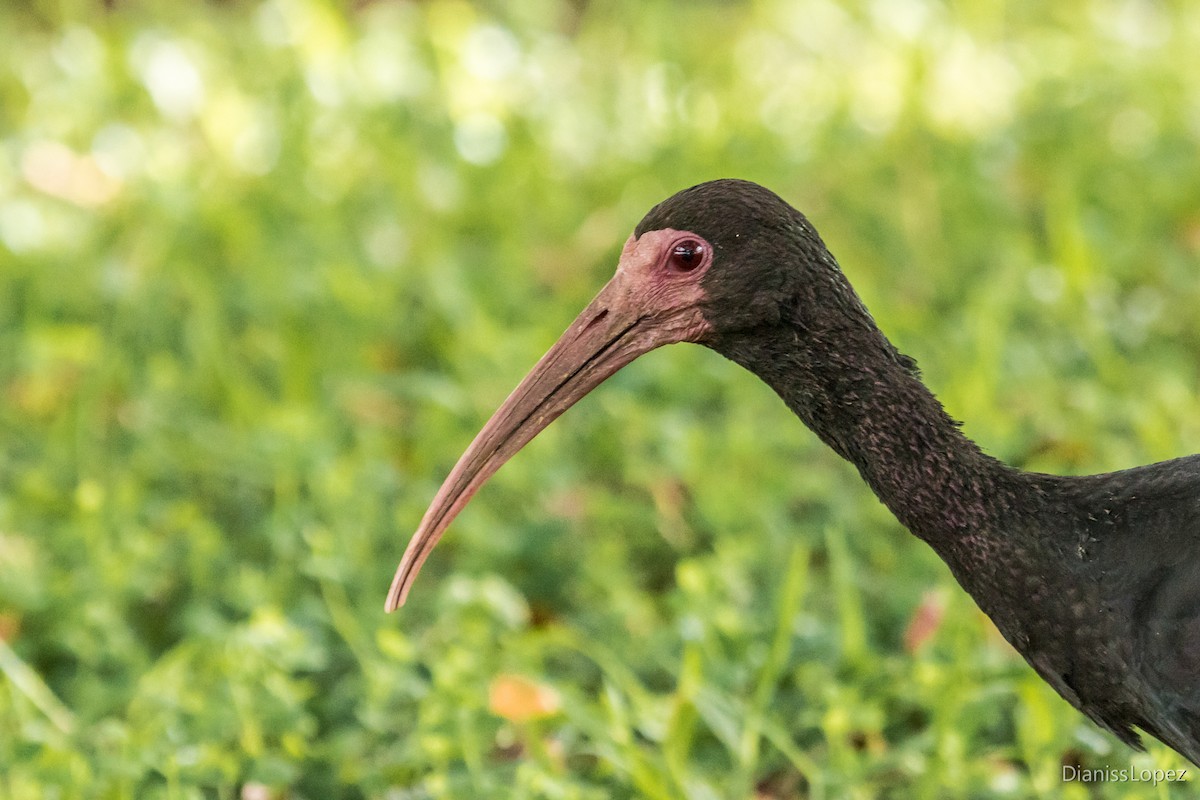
[583,309,609,332]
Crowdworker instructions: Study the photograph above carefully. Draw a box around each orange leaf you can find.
[488,674,561,722]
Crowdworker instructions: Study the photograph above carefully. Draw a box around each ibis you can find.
[389,179,1200,764]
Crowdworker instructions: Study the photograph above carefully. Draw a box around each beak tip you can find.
[388,527,435,613]
[384,570,410,613]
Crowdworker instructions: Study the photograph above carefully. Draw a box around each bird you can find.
[387,178,1200,765]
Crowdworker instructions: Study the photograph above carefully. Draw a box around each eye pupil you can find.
[670,240,704,272]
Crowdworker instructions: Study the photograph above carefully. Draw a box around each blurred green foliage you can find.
[1,0,1199,797]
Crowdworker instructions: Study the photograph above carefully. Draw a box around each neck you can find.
[711,320,1019,549]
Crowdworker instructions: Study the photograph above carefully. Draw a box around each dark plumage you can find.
[391,178,1200,765]
[641,179,1200,763]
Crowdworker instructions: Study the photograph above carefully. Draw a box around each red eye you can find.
[668,240,705,272]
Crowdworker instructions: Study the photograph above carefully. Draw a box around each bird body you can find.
[391,179,1200,764]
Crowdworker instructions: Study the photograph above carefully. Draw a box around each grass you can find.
[2,0,1200,797]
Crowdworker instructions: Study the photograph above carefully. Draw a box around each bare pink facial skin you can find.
[386,229,714,611]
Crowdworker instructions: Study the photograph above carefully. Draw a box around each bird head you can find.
[386,179,838,610]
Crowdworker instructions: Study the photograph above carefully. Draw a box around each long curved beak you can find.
[387,278,662,609]
[387,232,711,612]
